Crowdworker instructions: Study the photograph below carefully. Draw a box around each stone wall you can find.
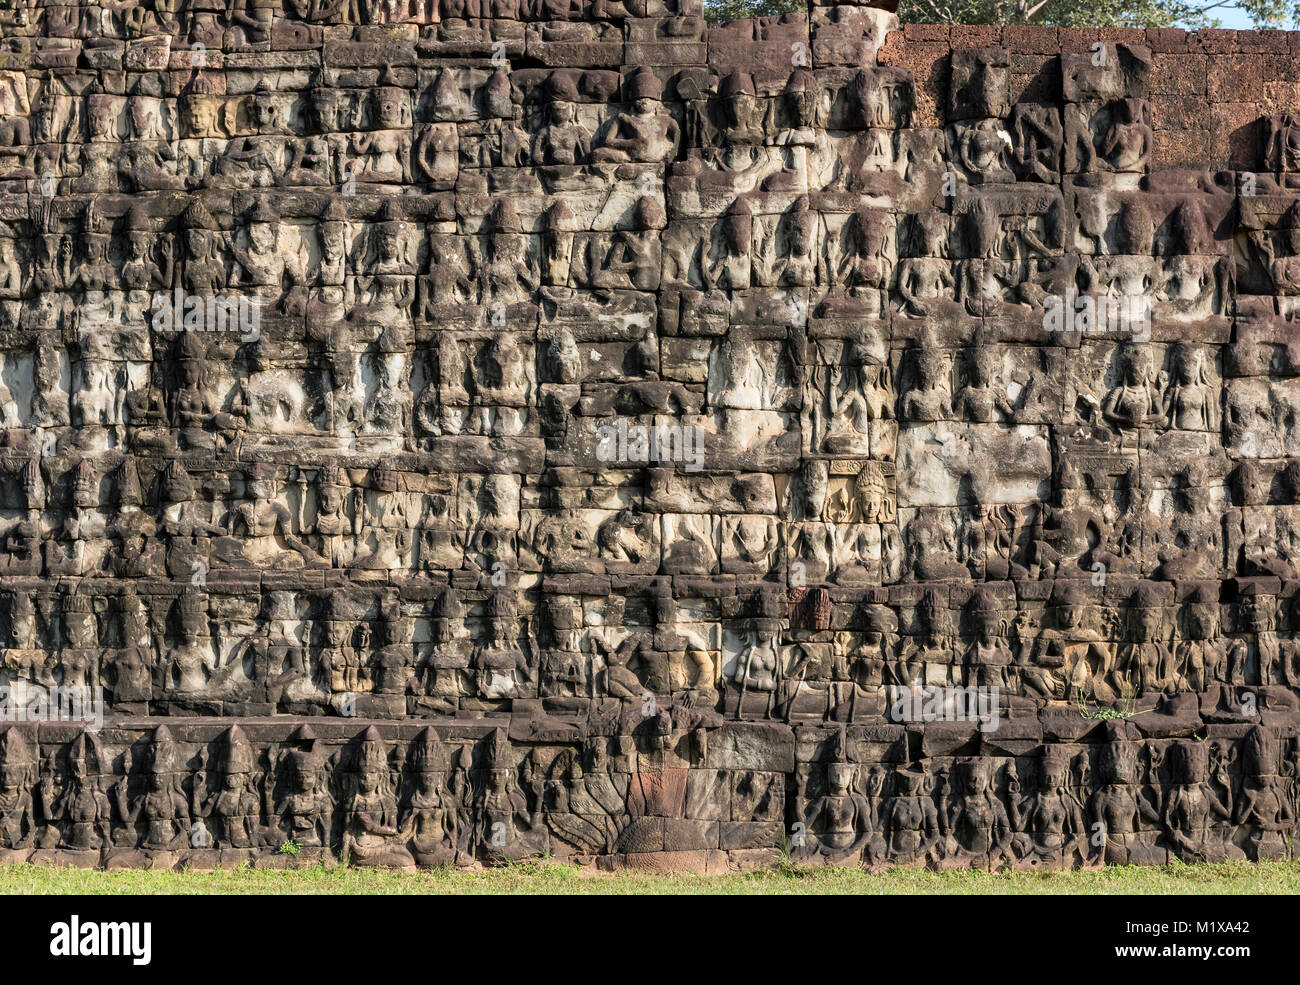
[0,0,1294,871]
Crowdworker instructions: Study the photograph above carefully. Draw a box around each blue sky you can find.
[1213,7,1259,27]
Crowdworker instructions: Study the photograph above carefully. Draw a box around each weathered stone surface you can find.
[0,0,1292,872]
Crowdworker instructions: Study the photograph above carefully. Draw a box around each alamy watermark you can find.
[50,916,151,966]
[595,420,706,472]
[151,289,261,342]
[0,684,104,732]
[1043,290,1150,342]
[884,684,1001,733]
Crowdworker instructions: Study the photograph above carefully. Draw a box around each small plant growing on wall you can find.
[1072,672,1137,721]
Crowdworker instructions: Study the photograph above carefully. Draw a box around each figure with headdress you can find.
[833,207,891,314]
[478,198,537,307]
[221,461,324,568]
[108,590,155,706]
[268,725,329,850]
[419,588,471,707]
[347,200,415,350]
[1163,342,1218,433]
[1162,739,1237,861]
[883,767,941,866]
[530,72,590,166]
[591,67,677,164]
[113,725,191,852]
[472,729,545,861]
[0,728,38,852]
[0,461,46,575]
[46,459,107,575]
[193,726,264,850]
[347,73,411,184]
[340,727,414,868]
[209,82,288,188]
[472,592,533,700]
[39,733,113,852]
[57,592,101,693]
[794,729,880,865]
[1008,746,1088,868]
[941,758,1014,867]
[363,325,413,441]
[165,591,218,697]
[1235,726,1294,861]
[310,464,364,568]
[175,197,227,297]
[397,728,459,866]
[1087,724,1163,865]
[230,197,305,311]
[120,204,171,293]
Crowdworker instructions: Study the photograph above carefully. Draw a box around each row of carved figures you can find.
[2,581,1300,712]
[0,334,1266,455]
[5,460,1297,582]
[0,722,1292,868]
[0,0,689,38]
[0,196,1250,308]
[796,725,1295,868]
[0,718,702,866]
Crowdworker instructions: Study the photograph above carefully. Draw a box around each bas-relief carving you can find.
[0,2,1293,870]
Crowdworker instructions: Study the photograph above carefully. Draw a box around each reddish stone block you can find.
[1098,27,1147,47]
[1150,53,1207,97]
[1210,100,1265,170]
[1008,50,1056,76]
[903,23,948,43]
[1263,78,1300,114]
[1147,27,1190,53]
[880,40,947,127]
[1241,28,1289,53]
[1058,27,1100,53]
[626,768,690,819]
[1152,127,1211,171]
[1196,29,1239,54]
[948,24,1001,48]
[1150,94,1209,132]
[876,28,907,67]
[1003,24,1058,54]
[1207,54,1282,103]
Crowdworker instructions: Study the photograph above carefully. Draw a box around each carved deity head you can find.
[371,85,405,130]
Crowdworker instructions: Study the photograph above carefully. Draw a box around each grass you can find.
[1,858,1298,894]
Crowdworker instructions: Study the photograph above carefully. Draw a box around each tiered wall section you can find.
[0,0,1292,870]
